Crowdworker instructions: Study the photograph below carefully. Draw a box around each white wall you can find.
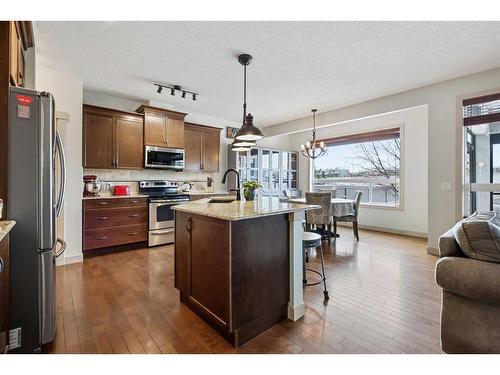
[36,65,83,264]
[264,67,500,253]
[288,105,428,236]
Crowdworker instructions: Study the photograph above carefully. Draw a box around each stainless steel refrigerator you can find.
[8,86,67,353]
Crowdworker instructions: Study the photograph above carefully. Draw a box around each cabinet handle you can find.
[97,216,109,220]
[186,217,192,232]
[128,214,139,217]
[96,236,108,240]
[128,232,138,235]
[98,202,109,205]
[131,200,139,203]
[0,256,4,273]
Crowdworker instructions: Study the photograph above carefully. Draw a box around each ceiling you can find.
[35,21,500,127]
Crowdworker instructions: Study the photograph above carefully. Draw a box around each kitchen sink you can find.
[208,197,236,203]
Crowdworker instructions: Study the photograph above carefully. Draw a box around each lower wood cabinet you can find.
[175,211,289,346]
[83,198,148,251]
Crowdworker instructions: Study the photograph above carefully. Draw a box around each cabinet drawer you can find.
[84,224,147,250]
[84,207,147,230]
[83,197,147,209]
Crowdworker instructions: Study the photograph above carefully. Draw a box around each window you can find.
[313,128,401,207]
[462,93,500,216]
[234,148,299,197]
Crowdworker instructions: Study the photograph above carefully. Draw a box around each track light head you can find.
[157,86,162,94]
[192,93,197,101]
[182,91,186,98]
[170,88,175,96]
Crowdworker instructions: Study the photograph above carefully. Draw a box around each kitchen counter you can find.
[0,220,16,242]
[172,196,319,221]
[188,191,230,196]
[174,196,319,346]
[82,194,149,200]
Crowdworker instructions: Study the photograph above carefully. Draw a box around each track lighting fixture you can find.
[154,83,198,100]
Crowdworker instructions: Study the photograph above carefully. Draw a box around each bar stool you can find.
[303,231,329,300]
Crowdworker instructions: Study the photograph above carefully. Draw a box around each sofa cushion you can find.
[436,257,500,305]
[453,211,500,263]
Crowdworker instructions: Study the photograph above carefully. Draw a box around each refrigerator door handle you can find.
[54,237,67,258]
[55,130,67,217]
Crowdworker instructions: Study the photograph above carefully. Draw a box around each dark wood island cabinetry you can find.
[173,197,319,346]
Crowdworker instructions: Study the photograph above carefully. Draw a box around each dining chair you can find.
[333,191,363,241]
[305,192,333,243]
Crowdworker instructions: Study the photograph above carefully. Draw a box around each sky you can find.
[313,140,400,173]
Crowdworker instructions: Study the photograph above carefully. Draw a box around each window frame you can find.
[311,125,405,210]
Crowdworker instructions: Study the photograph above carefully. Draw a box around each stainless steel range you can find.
[139,180,190,246]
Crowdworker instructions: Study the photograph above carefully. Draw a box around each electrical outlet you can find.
[8,327,21,350]
[441,182,453,191]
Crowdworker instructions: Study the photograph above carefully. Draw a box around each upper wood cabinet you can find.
[83,105,144,169]
[184,123,221,172]
[9,21,33,87]
[136,105,187,149]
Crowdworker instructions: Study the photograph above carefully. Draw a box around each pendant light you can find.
[298,109,327,159]
[231,53,263,152]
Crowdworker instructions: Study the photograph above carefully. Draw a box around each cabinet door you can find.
[184,126,202,171]
[144,112,166,147]
[115,115,143,169]
[189,215,230,327]
[83,112,114,168]
[202,130,220,172]
[166,117,185,149]
[9,22,19,86]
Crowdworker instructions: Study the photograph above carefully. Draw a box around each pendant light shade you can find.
[235,114,263,141]
[231,53,264,151]
[232,138,256,147]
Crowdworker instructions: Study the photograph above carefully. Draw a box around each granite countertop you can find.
[188,191,231,196]
[82,194,149,200]
[172,196,320,221]
[0,220,16,242]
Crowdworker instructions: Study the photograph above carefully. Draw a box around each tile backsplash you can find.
[84,168,216,195]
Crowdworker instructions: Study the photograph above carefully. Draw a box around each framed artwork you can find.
[226,126,239,139]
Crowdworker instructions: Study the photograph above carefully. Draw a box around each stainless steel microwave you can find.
[144,145,184,170]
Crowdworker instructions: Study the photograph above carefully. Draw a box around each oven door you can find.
[149,200,181,230]
[145,145,184,170]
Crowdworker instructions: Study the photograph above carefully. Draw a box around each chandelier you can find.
[299,109,327,159]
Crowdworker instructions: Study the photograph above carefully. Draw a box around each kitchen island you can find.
[172,196,318,346]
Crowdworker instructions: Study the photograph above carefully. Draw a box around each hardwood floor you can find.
[47,227,442,354]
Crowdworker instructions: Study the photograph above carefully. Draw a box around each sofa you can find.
[436,211,500,353]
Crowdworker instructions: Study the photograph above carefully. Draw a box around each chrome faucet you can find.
[221,168,241,201]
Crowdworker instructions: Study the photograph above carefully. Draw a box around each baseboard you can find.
[426,246,439,256]
[337,222,427,238]
[56,253,83,266]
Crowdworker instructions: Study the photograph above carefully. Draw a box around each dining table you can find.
[289,197,356,237]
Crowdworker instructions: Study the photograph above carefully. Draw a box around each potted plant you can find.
[242,181,262,201]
